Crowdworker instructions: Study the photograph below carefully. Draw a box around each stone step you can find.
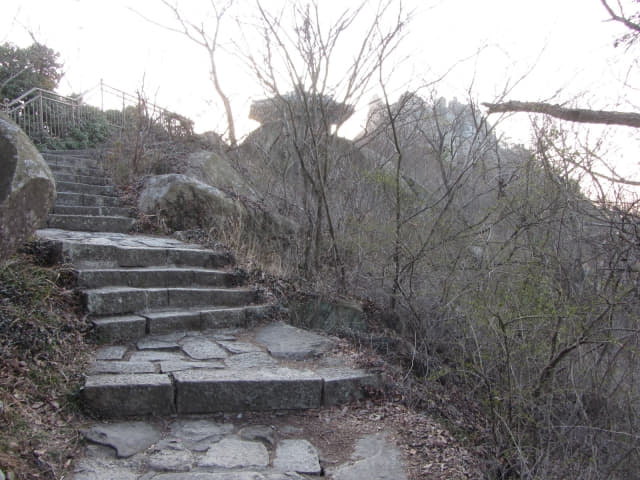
[46,240,232,270]
[81,366,376,416]
[56,192,122,207]
[47,214,135,233]
[80,322,379,417]
[92,305,274,342]
[55,180,116,196]
[174,367,323,413]
[81,368,377,416]
[51,205,133,217]
[47,163,106,177]
[83,286,259,316]
[77,267,238,289]
[42,152,102,170]
[82,373,175,416]
[53,172,110,185]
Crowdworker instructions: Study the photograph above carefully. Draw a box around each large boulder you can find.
[0,114,56,262]
[138,174,296,242]
[183,150,258,201]
[289,297,367,333]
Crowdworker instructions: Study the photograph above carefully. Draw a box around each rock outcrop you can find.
[0,113,56,262]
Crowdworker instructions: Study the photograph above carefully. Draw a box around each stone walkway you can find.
[74,417,407,480]
[35,151,408,480]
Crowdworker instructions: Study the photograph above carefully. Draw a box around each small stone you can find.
[273,439,321,474]
[82,422,162,458]
[198,437,269,468]
[95,346,128,360]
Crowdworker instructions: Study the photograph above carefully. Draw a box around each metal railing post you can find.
[38,90,44,136]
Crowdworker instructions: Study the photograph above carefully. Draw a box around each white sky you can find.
[1,0,636,149]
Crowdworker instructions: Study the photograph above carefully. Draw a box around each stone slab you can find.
[198,438,269,469]
[150,473,306,480]
[146,440,194,472]
[84,287,167,315]
[174,367,323,413]
[52,205,132,217]
[55,180,115,195]
[318,367,379,406]
[330,433,407,480]
[73,461,138,480]
[35,229,232,269]
[52,172,109,185]
[217,341,262,354]
[92,315,147,343]
[137,338,181,351]
[129,351,185,362]
[88,361,156,375]
[200,307,247,329]
[238,425,276,447]
[56,192,121,207]
[146,310,203,334]
[77,268,231,289]
[95,346,128,360]
[255,322,333,360]
[82,421,162,458]
[159,360,224,373]
[169,419,234,451]
[224,352,278,369]
[47,214,135,234]
[167,287,256,309]
[180,337,228,360]
[273,439,321,474]
[81,374,174,416]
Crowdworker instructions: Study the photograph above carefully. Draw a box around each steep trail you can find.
[35,150,409,479]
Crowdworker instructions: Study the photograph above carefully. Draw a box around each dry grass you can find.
[0,253,93,480]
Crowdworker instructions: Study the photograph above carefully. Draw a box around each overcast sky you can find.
[1,0,634,145]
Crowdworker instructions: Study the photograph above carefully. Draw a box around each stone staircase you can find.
[43,150,135,233]
[36,150,378,414]
[34,150,404,480]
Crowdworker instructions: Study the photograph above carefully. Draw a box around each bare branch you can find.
[132,2,238,146]
[601,0,640,34]
[483,100,640,128]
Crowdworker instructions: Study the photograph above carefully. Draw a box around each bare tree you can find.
[135,1,238,147]
[238,0,407,283]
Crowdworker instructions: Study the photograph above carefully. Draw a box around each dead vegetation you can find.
[0,252,93,480]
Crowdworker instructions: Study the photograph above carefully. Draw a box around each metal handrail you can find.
[1,80,194,142]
